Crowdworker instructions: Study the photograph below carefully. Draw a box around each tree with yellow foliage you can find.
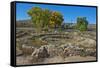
[49,11,64,29]
[27,7,64,32]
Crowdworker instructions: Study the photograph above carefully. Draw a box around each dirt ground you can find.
[16,56,96,65]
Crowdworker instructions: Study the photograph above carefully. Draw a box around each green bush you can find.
[76,17,88,31]
[80,49,87,57]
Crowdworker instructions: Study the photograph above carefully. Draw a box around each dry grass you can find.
[31,39,48,47]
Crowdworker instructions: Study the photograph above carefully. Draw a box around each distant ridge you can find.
[16,20,96,28]
[16,20,33,27]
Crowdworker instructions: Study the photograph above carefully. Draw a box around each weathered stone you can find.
[22,44,35,55]
[31,46,49,62]
[38,46,49,58]
[16,47,23,56]
[79,38,96,47]
[85,49,96,57]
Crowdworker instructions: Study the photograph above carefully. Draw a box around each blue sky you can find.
[16,3,97,24]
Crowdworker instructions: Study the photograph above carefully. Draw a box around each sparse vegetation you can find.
[76,17,88,31]
[16,6,96,65]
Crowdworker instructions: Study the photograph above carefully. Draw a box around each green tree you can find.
[42,9,51,31]
[76,17,88,31]
[27,7,44,33]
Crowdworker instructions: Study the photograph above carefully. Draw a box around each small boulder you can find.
[22,44,35,55]
[31,46,49,62]
[16,47,23,56]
